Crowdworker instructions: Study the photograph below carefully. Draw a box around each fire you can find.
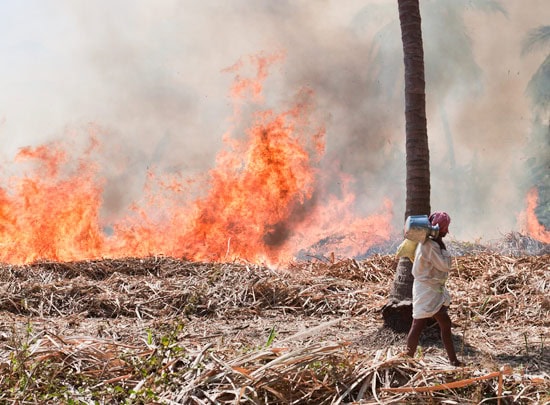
[0,141,105,264]
[0,53,392,265]
[525,187,550,243]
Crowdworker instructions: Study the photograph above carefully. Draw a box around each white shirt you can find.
[411,239,452,319]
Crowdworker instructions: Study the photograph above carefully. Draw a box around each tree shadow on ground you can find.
[418,326,549,374]
[355,323,479,360]
[418,322,479,358]
[493,345,549,374]
[354,326,407,350]
[354,324,549,375]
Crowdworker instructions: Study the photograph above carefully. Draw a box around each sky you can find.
[0,0,548,243]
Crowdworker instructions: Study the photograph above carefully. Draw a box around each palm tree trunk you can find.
[382,0,431,332]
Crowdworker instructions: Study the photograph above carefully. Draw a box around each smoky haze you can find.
[0,0,547,244]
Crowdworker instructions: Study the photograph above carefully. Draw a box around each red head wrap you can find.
[429,211,451,235]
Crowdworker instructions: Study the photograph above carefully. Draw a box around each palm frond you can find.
[525,54,550,112]
[350,3,395,34]
[522,25,550,56]
[455,0,508,17]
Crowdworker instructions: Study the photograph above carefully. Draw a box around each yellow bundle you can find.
[396,239,418,262]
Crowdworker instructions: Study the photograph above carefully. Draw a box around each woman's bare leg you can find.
[406,318,428,357]
[433,306,463,366]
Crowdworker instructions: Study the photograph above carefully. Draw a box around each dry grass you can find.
[0,242,548,403]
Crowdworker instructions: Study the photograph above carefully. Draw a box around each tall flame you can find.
[0,53,393,265]
[0,141,105,263]
[525,187,550,243]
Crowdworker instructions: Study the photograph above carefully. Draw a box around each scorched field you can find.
[0,234,548,404]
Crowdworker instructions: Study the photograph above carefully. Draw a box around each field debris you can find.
[0,248,548,403]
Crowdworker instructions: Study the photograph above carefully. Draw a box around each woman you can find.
[406,211,463,367]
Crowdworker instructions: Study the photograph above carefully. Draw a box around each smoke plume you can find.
[0,0,548,248]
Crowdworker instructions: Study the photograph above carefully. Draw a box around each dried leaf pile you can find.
[0,248,548,403]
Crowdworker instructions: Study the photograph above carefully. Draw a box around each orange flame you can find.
[525,187,550,243]
[0,140,105,263]
[0,52,392,265]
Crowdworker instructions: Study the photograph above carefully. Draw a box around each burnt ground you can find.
[0,244,548,403]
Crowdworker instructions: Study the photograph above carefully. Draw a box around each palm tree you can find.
[381,0,430,332]
[523,26,550,117]
[362,0,505,332]
[522,25,550,229]
[353,1,506,222]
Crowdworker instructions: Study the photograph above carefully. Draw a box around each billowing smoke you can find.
[0,0,547,244]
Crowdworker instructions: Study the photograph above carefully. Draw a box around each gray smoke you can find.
[0,0,547,242]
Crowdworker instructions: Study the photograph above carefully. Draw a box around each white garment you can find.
[411,239,452,319]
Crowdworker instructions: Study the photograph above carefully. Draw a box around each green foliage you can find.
[265,326,277,348]
[522,26,550,229]
[0,321,191,403]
